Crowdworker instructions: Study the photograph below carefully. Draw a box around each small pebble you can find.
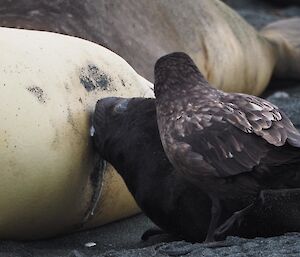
[272,91,290,99]
[84,242,97,247]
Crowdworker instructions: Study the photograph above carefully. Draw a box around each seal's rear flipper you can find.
[259,188,300,204]
[236,188,300,238]
[260,18,300,80]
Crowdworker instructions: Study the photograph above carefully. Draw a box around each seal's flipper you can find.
[260,18,300,80]
[235,188,300,238]
[256,188,300,208]
[141,228,165,241]
[215,203,255,240]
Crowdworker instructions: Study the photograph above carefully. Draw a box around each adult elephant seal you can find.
[0,0,299,95]
[0,27,153,240]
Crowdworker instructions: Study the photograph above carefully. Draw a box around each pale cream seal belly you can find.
[0,27,153,240]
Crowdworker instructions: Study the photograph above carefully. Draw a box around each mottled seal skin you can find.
[154,52,300,242]
[93,97,300,243]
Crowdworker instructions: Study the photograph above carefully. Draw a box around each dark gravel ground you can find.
[2,213,300,257]
[223,0,300,29]
[1,1,300,256]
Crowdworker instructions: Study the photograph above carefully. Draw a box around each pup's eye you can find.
[113,99,129,113]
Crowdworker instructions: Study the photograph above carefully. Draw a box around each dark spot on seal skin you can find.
[121,79,126,87]
[27,86,47,104]
[66,107,80,135]
[66,107,85,138]
[51,129,60,150]
[79,64,112,92]
[65,83,70,92]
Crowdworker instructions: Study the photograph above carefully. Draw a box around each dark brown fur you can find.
[154,52,300,241]
[93,97,300,242]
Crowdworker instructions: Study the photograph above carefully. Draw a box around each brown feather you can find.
[154,52,300,241]
[155,52,300,180]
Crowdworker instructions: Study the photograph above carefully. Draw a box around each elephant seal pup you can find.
[93,97,300,243]
[154,52,300,242]
[1,0,299,95]
[0,27,153,240]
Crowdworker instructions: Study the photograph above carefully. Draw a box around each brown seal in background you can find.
[0,0,299,95]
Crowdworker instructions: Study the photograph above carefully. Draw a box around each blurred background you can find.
[0,0,299,82]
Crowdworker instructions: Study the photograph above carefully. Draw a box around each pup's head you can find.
[92,97,130,156]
